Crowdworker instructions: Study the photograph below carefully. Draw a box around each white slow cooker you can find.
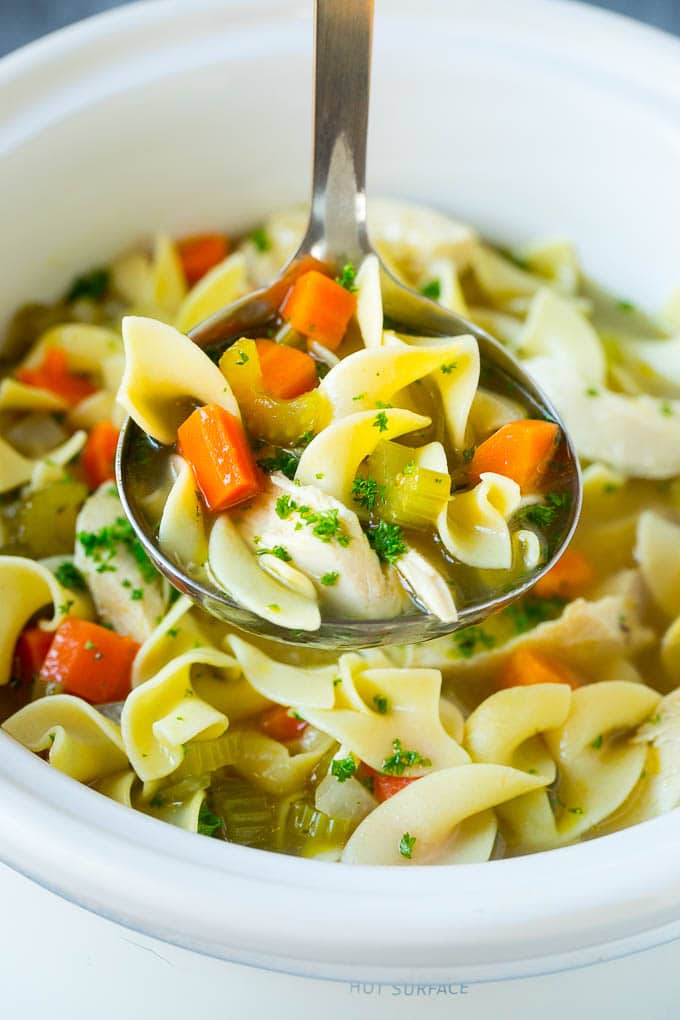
[2,1,680,1015]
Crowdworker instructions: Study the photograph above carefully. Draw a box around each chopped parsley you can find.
[617,299,635,313]
[382,738,431,776]
[257,545,292,563]
[440,362,457,374]
[130,588,143,601]
[66,267,109,302]
[249,227,271,252]
[352,392,366,401]
[420,279,441,301]
[462,446,475,463]
[372,410,389,433]
[518,492,569,528]
[54,561,86,592]
[399,832,416,859]
[504,597,566,634]
[335,262,357,292]
[372,694,389,715]
[452,625,495,658]
[235,350,250,365]
[78,517,158,583]
[585,386,600,397]
[660,401,673,417]
[351,476,385,513]
[591,734,603,750]
[58,599,74,615]
[166,627,180,638]
[274,496,350,546]
[368,521,407,564]
[197,803,221,836]
[258,449,299,481]
[320,571,339,586]
[331,755,357,783]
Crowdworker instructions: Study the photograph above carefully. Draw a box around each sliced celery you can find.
[281,794,353,858]
[172,732,242,780]
[208,775,275,849]
[366,440,450,529]
[220,339,330,446]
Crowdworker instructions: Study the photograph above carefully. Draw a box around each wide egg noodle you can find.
[0,429,86,495]
[226,635,336,709]
[0,378,68,413]
[518,287,606,384]
[354,253,383,349]
[175,252,248,334]
[158,455,209,567]
[437,471,521,570]
[465,683,572,784]
[2,694,128,783]
[117,315,240,444]
[298,664,469,774]
[341,763,545,865]
[208,514,321,631]
[121,647,229,782]
[634,510,680,618]
[0,555,93,685]
[295,408,430,505]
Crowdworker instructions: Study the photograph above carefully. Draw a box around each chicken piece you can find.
[232,474,409,619]
[396,548,457,623]
[74,483,166,641]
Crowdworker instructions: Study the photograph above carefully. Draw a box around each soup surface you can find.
[2,198,680,865]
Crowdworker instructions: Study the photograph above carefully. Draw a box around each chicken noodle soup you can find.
[1,198,680,864]
[118,259,573,634]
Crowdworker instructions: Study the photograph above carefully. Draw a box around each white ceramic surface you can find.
[2,0,680,1001]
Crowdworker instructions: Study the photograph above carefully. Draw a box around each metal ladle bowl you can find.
[117,0,581,649]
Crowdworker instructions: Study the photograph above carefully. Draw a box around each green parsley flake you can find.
[236,350,250,365]
[660,401,673,417]
[420,279,441,301]
[54,561,86,592]
[58,599,74,615]
[368,521,407,564]
[249,227,271,253]
[372,410,389,432]
[452,625,495,658]
[382,738,431,776]
[197,802,221,836]
[591,734,603,750]
[267,604,281,612]
[331,755,357,783]
[274,496,350,546]
[517,492,569,528]
[399,832,416,859]
[462,447,475,463]
[335,263,357,292]
[257,545,292,563]
[258,449,299,480]
[440,362,457,374]
[585,386,600,397]
[504,597,566,635]
[66,267,109,302]
[372,694,389,715]
[617,299,635,313]
[78,517,158,583]
[352,392,367,401]
[320,571,340,586]
[351,476,385,513]
[130,588,143,601]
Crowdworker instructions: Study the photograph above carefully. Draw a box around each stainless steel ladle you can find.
[117,0,581,649]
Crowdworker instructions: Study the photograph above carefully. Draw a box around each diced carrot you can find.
[469,419,560,492]
[177,403,261,512]
[177,233,229,286]
[39,618,139,703]
[533,548,594,600]
[266,255,332,312]
[360,764,420,803]
[82,421,120,490]
[499,647,579,690]
[258,705,308,742]
[281,270,356,351]
[17,346,97,407]
[12,628,54,685]
[254,339,318,400]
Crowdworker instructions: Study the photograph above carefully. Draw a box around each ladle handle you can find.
[302,0,374,263]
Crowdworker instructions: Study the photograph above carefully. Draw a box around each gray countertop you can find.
[1,0,679,57]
